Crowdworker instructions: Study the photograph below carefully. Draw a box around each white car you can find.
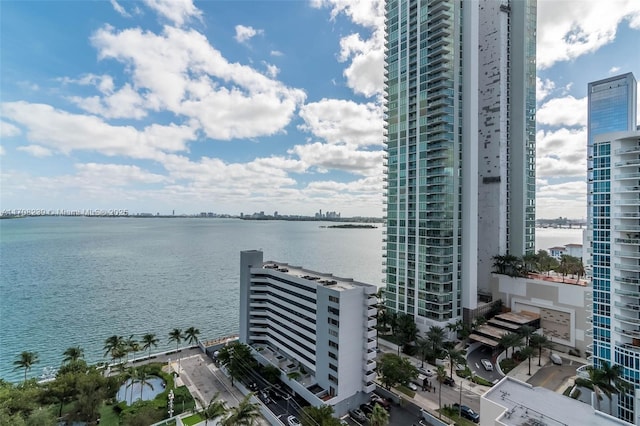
[550,353,563,365]
[481,359,493,371]
[287,416,301,426]
[408,382,418,391]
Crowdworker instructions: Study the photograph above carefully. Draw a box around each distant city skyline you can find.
[1,0,639,218]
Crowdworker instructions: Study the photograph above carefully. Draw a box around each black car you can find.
[360,403,374,416]
[443,376,455,386]
[453,403,480,423]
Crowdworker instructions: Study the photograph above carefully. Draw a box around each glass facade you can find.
[384,0,461,321]
[587,72,638,423]
[383,0,536,325]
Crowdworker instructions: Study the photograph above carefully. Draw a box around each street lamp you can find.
[168,389,175,418]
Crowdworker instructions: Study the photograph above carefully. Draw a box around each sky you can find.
[1,0,639,219]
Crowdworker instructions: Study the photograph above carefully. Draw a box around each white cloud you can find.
[537,0,640,69]
[288,142,382,175]
[75,163,168,185]
[609,66,622,74]
[109,0,130,17]
[1,101,197,159]
[536,180,587,220]
[263,62,279,78]
[537,95,587,127]
[142,0,201,27]
[17,145,53,158]
[0,120,21,137]
[536,127,588,178]
[270,50,283,57]
[536,77,556,103]
[298,99,384,146]
[68,83,147,119]
[313,0,385,97]
[91,25,306,140]
[235,25,263,43]
[0,146,4,155]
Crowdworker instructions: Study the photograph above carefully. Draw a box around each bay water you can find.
[0,217,582,382]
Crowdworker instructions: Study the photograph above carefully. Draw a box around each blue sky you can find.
[1,0,639,218]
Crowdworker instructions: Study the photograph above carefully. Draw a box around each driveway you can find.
[526,356,584,391]
[467,345,503,384]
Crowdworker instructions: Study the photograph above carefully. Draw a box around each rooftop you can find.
[260,261,376,293]
[483,376,628,426]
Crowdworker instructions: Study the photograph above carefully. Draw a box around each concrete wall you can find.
[490,274,591,354]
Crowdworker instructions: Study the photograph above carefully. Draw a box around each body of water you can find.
[0,217,583,382]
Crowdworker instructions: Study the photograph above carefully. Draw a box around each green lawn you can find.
[396,385,416,398]
[99,403,120,426]
[181,413,204,426]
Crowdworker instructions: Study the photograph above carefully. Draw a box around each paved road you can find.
[467,345,503,384]
[526,356,584,391]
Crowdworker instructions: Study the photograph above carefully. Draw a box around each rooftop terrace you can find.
[260,261,376,292]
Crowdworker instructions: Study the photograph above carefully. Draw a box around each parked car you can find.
[412,421,428,426]
[453,403,480,423]
[550,353,563,365]
[361,403,374,416]
[349,408,367,423]
[408,382,418,391]
[371,395,391,411]
[287,416,301,426]
[443,376,455,386]
[481,359,493,371]
[419,368,434,377]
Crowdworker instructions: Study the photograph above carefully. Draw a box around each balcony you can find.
[615,159,640,167]
[615,301,640,311]
[614,146,640,155]
[615,288,640,298]
[616,276,640,285]
[364,370,376,383]
[615,172,640,180]
[614,313,640,325]
[615,263,640,272]
[615,250,640,258]
[614,327,640,338]
[365,338,376,351]
[364,381,376,393]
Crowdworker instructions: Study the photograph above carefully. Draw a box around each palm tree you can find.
[369,403,390,426]
[103,335,125,363]
[168,328,184,354]
[138,368,154,401]
[435,365,447,419]
[14,351,38,383]
[395,313,418,354]
[222,394,261,426]
[598,361,627,415]
[529,334,552,366]
[519,325,536,346]
[499,333,522,359]
[443,347,465,378]
[584,365,609,412]
[62,346,84,364]
[203,393,228,425]
[425,325,445,359]
[415,336,430,368]
[520,346,535,375]
[124,335,138,364]
[185,327,201,346]
[141,333,159,360]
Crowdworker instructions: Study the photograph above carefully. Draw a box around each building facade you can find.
[239,250,377,415]
[383,0,536,329]
[587,72,639,424]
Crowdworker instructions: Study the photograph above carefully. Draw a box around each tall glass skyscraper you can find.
[383,0,536,329]
[587,72,639,424]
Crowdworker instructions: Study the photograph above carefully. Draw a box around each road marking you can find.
[475,363,480,369]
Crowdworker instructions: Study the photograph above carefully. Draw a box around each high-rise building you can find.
[587,72,639,424]
[383,0,536,328]
[239,250,377,415]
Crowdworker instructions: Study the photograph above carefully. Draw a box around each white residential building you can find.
[481,376,629,426]
[239,250,378,415]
